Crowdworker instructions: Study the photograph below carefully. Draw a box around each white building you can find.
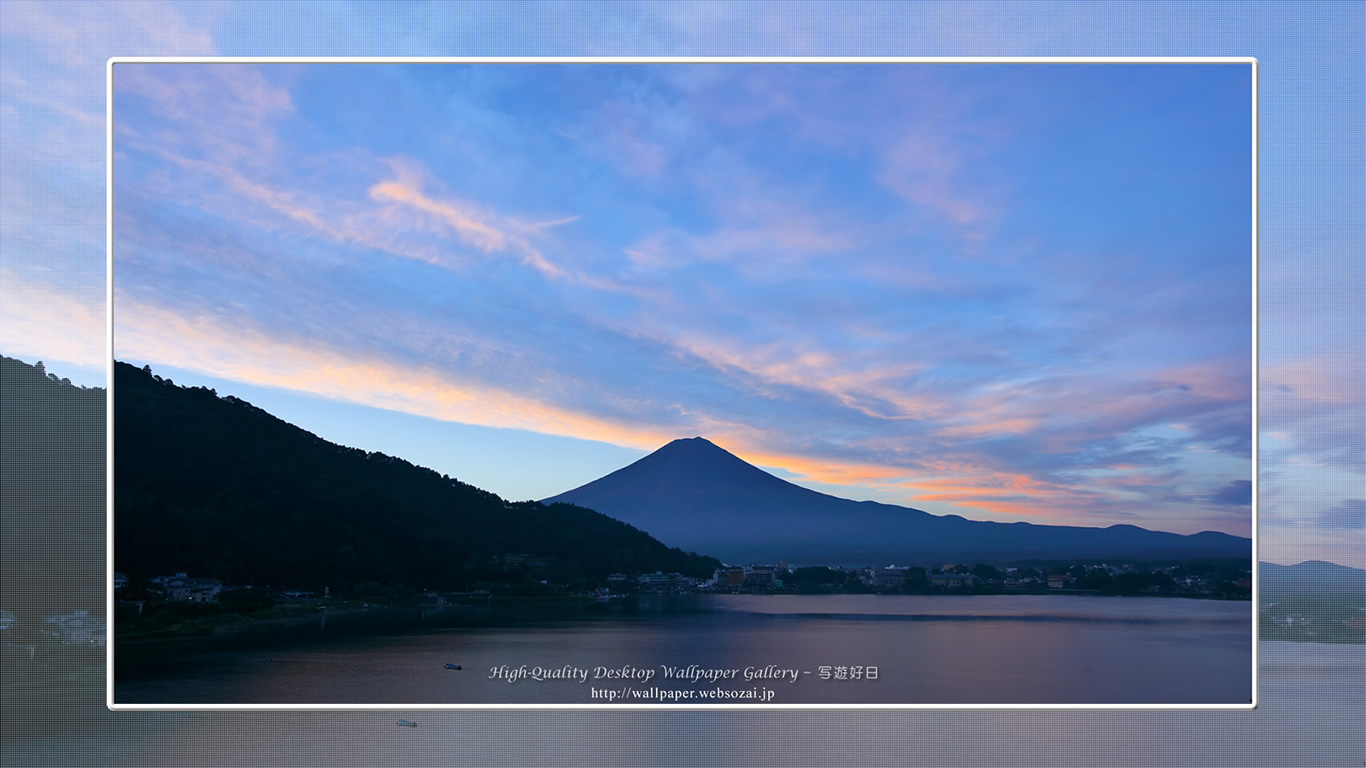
[153,572,224,603]
[43,610,106,646]
[637,571,694,592]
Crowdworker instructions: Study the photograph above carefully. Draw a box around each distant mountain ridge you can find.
[1260,560,1365,598]
[545,436,1252,566]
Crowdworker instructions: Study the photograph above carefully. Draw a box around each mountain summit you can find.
[545,437,1251,566]
[563,437,854,514]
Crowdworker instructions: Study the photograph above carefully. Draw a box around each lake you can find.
[114,593,1251,705]
[7,641,1361,767]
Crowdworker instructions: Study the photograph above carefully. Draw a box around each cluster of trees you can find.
[113,586,282,638]
[114,361,719,597]
[787,566,867,592]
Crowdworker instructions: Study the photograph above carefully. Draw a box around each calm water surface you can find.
[115,594,1251,705]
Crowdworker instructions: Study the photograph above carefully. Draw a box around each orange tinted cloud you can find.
[112,293,1204,529]
[713,444,1094,524]
[734,448,916,489]
[0,270,105,370]
[114,299,951,500]
[901,468,1105,521]
[115,297,677,451]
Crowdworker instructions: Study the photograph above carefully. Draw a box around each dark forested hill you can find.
[113,361,718,592]
[0,355,106,619]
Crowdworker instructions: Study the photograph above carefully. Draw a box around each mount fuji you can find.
[545,437,1251,566]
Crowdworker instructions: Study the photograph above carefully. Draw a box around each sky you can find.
[107,61,1255,539]
[0,1,1360,567]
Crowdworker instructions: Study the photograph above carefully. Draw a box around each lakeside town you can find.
[110,557,1257,607]
[9,557,1256,647]
[6,557,1365,663]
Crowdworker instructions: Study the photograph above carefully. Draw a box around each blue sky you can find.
[0,1,1360,567]
[105,61,1254,540]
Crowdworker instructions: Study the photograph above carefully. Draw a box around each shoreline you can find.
[112,590,1258,649]
[114,595,606,648]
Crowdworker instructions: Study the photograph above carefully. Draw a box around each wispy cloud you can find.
[1316,499,1364,531]
[1207,479,1253,506]
[1,69,102,127]
[366,159,567,279]
[1261,350,1364,470]
[1,0,217,69]
[877,129,995,232]
[116,72,574,281]
[659,330,940,421]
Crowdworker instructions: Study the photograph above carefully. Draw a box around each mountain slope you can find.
[0,355,106,619]
[113,362,718,590]
[546,437,1252,566]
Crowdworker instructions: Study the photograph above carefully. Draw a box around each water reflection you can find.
[115,594,1250,705]
[7,643,1359,766]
